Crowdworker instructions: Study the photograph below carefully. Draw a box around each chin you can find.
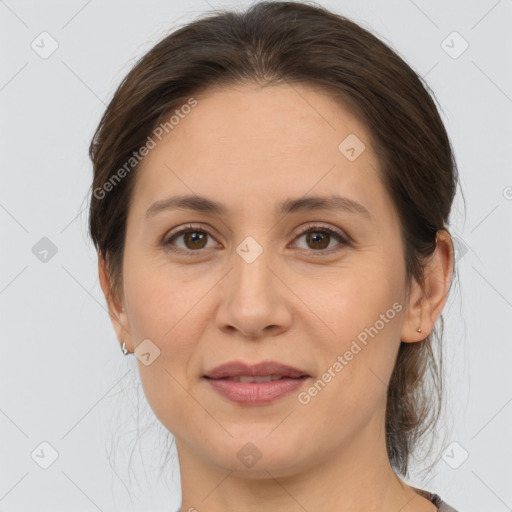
[204,432,312,477]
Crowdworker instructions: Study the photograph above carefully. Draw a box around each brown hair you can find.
[89,0,461,477]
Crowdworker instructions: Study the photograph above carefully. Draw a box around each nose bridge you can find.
[231,233,275,303]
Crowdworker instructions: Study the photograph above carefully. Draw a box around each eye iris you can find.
[184,231,207,249]
[307,231,330,250]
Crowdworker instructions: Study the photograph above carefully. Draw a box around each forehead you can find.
[130,83,386,218]
[153,83,373,159]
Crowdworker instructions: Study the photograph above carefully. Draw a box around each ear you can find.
[400,229,454,343]
[97,251,134,352]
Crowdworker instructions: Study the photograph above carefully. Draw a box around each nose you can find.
[214,243,293,339]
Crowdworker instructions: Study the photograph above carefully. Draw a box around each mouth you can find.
[203,360,311,405]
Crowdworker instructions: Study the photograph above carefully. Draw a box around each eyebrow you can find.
[145,193,372,220]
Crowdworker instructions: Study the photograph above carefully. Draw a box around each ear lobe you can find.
[400,230,454,344]
[400,278,426,343]
[97,251,134,351]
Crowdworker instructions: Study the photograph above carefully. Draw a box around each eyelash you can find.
[162,223,350,257]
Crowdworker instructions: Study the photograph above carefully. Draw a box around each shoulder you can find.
[412,486,459,511]
[436,499,459,512]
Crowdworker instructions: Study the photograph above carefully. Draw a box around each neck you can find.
[175,412,432,512]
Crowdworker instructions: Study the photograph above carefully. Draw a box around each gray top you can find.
[414,487,459,511]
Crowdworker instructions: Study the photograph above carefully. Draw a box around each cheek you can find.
[311,261,403,347]
[123,267,204,432]
[299,300,401,447]
[123,256,196,341]
[302,263,403,405]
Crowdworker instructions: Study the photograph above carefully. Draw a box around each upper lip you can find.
[204,360,309,379]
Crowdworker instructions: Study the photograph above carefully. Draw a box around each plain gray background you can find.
[1,0,511,511]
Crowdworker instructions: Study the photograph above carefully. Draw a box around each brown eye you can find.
[292,225,349,253]
[163,224,217,254]
[305,231,330,250]
[181,230,208,250]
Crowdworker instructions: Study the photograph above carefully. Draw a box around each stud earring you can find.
[417,327,422,333]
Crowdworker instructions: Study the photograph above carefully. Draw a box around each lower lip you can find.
[205,377,309,405]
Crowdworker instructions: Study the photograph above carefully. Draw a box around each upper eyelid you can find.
[290,222,347,240]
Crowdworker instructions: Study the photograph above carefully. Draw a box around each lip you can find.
[206,377,309,405]
[203,360,311,405]
[204,360,309,379]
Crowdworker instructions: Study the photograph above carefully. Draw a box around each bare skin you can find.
[99,82,453,512]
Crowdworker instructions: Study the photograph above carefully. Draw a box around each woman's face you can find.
[106,83,430,476]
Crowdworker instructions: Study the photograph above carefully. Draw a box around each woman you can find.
[89,1,461,510]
